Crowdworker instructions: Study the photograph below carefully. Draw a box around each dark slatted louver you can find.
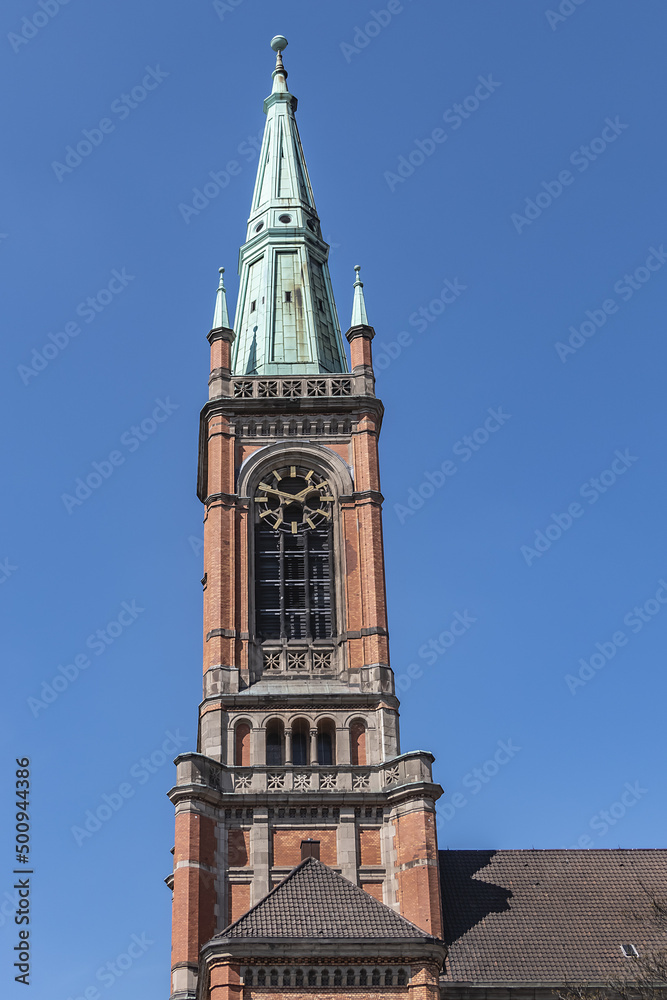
[255,524,333,640]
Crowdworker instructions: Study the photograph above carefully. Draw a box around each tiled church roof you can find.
[215,857,434,941]
[439,849,667,984]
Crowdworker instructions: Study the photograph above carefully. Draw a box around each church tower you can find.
[168,37,445,1000]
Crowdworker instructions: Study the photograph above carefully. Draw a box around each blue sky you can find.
[2,1,666,996]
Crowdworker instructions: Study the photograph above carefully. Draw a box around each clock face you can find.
[255,465,334,533]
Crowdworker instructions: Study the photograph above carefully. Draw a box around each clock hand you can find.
[292,480,331,502]
[257,483,303,503]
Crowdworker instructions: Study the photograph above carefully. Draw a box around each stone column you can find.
[285,728,293,765]
[336,725,350,764]
[250,807,270,905]
[251,727,266,767]
[337,806,358,884]
[309,728,318,765]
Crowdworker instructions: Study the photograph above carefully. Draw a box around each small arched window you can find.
[308,968,317,986]
[346,969,356,987]
[295,969,304,987]
[269,969,278,986]
[321,969,330,986]
[334,969,342,986]
[372,968,381,986]
[292,718,309,766]
[266,719,284,766]
[235,722,251,766]
[257,969,266,987]
[317,719,336,765]
[397,968,408,986]
[350,718,366,766]
[359,968,368,986]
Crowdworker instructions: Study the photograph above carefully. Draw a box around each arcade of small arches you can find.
[234,716,368,767]
[241,965,410,988]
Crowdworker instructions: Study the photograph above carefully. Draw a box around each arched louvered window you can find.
[254,465,334,642]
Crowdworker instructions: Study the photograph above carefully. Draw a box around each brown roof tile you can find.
[215,857,432,941]
[440,849,667,984]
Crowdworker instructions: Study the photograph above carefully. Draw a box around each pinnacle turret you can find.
[211,267,230,330]
[351,265,369,327]
[230,37,348,376]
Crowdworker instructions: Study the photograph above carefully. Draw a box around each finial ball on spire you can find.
[270,35,288,52]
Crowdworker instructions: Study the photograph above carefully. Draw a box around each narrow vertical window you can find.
[266,719,284,765]
[350,719,367,766]
[291,719,310,765]
[235,723,251,766]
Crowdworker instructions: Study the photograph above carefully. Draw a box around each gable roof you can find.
[215,857,434,942]
[439,849,667,985]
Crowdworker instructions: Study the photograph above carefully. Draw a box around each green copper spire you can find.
[231,37,348,376]
[212,267,230,330]
[351,265,369,327]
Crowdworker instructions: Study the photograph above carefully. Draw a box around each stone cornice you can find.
[200,937,445,962]
[197,395,384,501]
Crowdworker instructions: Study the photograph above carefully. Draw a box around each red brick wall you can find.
[360,880,384,901]
[272,829,337,867]
[350,720,367,765]
[235,724,250,767]
[394,811,442,939]
[210,961,243,1000]
[171,812,217,967]
[228,829,250,867]
[228,882,251,925]
[359,828,381,866]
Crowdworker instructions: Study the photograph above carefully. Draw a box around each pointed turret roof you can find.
[230,38,348,376]
[211,858,433,941]
[351,265,369,327]
[211,267,230,330]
